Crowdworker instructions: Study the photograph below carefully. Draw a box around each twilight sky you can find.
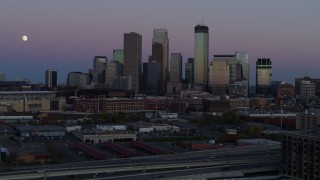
[0,0,319,85]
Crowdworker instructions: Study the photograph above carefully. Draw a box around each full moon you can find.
[22,35,28,42]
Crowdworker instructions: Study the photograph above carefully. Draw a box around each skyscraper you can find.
[123,32,142,93]
[169,53,182,83]
[45,69,57,88]
[67,72,89,88]
[143,61,161,94]
[185,58,194,85]
[90,56,107,85]
[209,58,230,95]
[210,54,248,96]
[236,52,249,81]
[152,29,169,92]
[93,56,107,70]
[113,50,124,65]
[105,61,123,88]
[236,51,249,96]
[194,25,209,86]
[256,58,272,94]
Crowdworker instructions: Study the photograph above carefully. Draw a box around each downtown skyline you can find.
[1,0,320,84]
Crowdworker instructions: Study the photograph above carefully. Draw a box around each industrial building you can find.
[14,125,66,140]
[72,130,136,144]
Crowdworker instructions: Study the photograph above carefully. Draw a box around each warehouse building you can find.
[72,129,136,144]
[14,125,66,140]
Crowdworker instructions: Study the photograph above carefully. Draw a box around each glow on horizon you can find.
[0,0,319,84]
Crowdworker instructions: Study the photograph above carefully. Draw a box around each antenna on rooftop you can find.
[305,70,308,77]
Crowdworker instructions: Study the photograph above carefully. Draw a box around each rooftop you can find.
[0,91,56,95]
[283,131,320,138]
[74,129,135,135]
[15,125,65,132]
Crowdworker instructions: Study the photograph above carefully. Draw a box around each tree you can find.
[247,126,263,138]
[221,111,241,124]
[45,143,64,163]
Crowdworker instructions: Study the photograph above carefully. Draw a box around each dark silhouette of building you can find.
[45,69,57,88]
[185,58,194,85]
[123,32,142,93]
[143,61,162,95]
[295,76,320,96]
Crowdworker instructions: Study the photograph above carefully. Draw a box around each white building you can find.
[96,124,127,131]
[72,130,136,144]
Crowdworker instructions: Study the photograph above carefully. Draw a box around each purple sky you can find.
[1,0,319,85]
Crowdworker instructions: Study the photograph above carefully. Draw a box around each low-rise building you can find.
[15,125,66,140]
[65,125,81,132]
[127,122,180,133]
[72,130,136,144]
[96,124,127,131]
[229,98,249,109]
[0,91,66,112]
[73,98,145,113]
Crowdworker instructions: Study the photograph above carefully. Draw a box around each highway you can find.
[0,144,281,180]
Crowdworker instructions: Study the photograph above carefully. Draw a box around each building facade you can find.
[169,53,182,83]
[295,76,320,96]
[185,58,194,85]
[0,91,66,112]
[152,29,169,93]
[282,132,320,179]
[93,56,107,70]
[105,61,123,88]
[123,32,142,93]
[73,98,145,113]
[300,80,316,99]
[194,25,209,86]
[236,51,249,82]
[45,69,57,88]
[113,49,124,65]
[72,130,136,144]
[67,72,89,88]
[256,58,272,95]
[296,113,320,131]
[143,61,161,94]
[209,59,230,95]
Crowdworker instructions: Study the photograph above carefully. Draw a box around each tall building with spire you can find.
[152,29,169,93]
[123,32,142,93]
[194,25,209,86]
